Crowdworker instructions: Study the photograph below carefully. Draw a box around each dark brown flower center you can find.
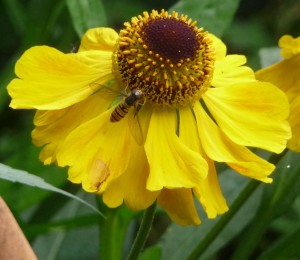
[143,18,199,64]
[113,10,215,108]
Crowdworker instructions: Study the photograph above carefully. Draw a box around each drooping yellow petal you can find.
[288,95,300,152]
[145,109,208,191]
[102,145,159,210]
[7,46,114,110]
[278,35,300,59]
[158,188,201,226]
[193,157,228,219]
[179,106,228,218]
[56,108,133,191]
[203,82,291,153]
[32,92,112,164]
[256,53,300,101]
[212,55,255,87]
[178,106,208,178]
[194,103,275,183]
[78,27,119,52]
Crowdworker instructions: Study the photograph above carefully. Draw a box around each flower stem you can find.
[126,202,157,260]
[98,207,125,260]
[187,151,287,260]
[96,197,129,260]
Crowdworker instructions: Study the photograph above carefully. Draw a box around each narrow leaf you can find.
[0,163,103,216]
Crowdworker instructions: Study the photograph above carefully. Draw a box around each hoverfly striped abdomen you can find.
[110,89,143,123]
[110,102,130,122]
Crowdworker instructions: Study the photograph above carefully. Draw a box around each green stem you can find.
[126,202,157,260]
[96,198,129,260]
[99,208,125,260]
[187,150,287,260]
[187,179,260,260]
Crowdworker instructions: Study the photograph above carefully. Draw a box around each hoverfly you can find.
[110,88,143,122]
[90,81,145,145]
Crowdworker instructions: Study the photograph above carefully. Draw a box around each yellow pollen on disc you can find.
[113,9,216,107]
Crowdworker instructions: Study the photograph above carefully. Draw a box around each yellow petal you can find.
[158,188,201,226]
[203,82,291,153]
[179,106,228,218]
[56,108,133,191]
[278,35,300,59]
[178,106,208,178]
[7,46,114,110]
[256,53,300,101]
[194,103,275,183]
[193,157,228,219]
[102,145,159,210]
[212,55,255,87]
[79,27,118,52]
[145,109,207,191]
[288,95,300,152]
[32,92,112,164]
[208,33,227,60]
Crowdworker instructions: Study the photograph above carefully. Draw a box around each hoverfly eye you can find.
[133,89,143,99]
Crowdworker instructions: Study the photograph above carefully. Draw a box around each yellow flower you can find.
[7,10,291,225]
[256,35,300,152]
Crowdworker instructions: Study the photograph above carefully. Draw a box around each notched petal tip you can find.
[279,35,300,59]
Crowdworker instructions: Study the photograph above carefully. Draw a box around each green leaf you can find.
[257,222,300,260]
[139,245,162,260]
[26,214,99,239]
[34,226,99,259]
[66,0,107,38]
[158,170,263,259]
[231,151,300,259]
[32,195,99,259]
[170,0,241,37]
[0,163,103,216]
[2,0,27,36]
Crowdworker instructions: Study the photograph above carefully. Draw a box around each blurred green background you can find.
[0,0,300,259]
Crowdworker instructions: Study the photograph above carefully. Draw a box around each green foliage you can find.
[66,0,107,37]
[139,246,162,260]
[0,0,299,259]
[158,172,261,259]
[0,163,102,216]
[170,0,240,37]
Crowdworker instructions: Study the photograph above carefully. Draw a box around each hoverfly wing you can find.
[90,80,124,103]
[128,108,144,145]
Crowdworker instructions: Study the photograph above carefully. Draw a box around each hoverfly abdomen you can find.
[110,89,143,123]
[110,102,130,122]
